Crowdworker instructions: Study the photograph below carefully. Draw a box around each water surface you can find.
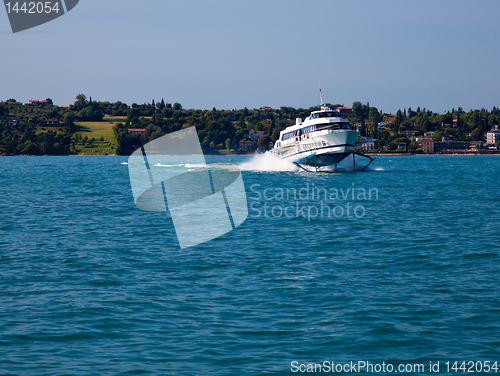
[1,155,499,375]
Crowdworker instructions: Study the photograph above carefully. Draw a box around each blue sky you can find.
[1,0,499,113]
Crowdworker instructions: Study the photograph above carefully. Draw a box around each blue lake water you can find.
[1,155,499,375]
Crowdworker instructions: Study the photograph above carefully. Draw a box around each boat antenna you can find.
[319,81,324,106]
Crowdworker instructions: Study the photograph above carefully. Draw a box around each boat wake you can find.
[153,163,206,168]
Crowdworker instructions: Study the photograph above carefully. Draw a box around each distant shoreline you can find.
[3,99,500,158]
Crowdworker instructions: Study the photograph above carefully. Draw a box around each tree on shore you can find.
[76,94,87,107]
[257,135,272,151]
[64,113,76,132]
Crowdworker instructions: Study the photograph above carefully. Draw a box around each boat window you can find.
[324,122,350,130]
[301,125,317,134]
[281,130,298,141]
[313,113,333,118]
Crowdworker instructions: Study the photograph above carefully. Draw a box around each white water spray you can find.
[239,152,299,172]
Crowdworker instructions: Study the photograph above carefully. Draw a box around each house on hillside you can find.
[362,141,375,150]
[240,140,255,151]
[128,128,146,135]
[403,130,418,138]
[249,129,264,141]
[336,106,352,115]
[29,100,49,107]
[396,142,408,150]
[40,119,60,126]
[0,117,20,125]
[486,130,500,145]
[422,138,434,153]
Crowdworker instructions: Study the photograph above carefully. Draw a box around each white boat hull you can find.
[272,130,359,167]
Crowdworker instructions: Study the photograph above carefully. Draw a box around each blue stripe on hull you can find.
[295,152,351,167]
[280,144,355,166]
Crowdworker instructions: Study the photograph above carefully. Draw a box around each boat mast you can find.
[319,81,324,106]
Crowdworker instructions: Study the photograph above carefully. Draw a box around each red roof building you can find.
[249,129,264,141]
[29,100,49,106]
[128,128,146,135]
[0,117,20,125]
[240,140,255,150]
[336,106,352,114]
[423,138,434,153]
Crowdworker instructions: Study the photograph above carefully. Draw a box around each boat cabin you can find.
[310,110,340,119]
[276,105,352,146]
